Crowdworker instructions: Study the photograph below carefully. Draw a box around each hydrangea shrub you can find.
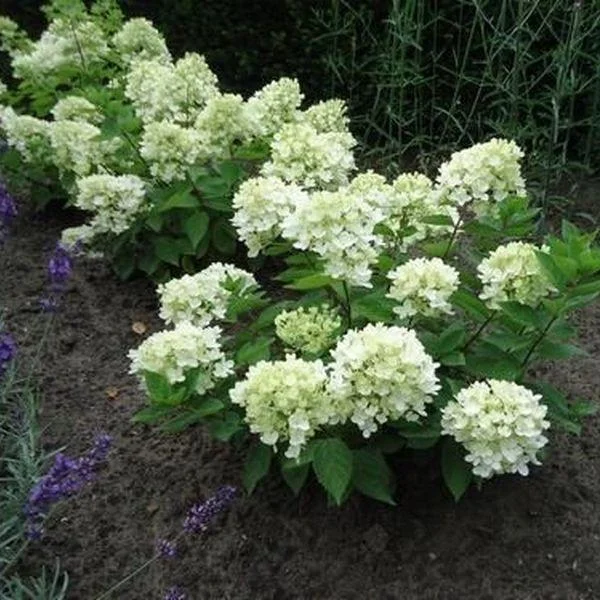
[0,1,356,281]
[129,138,600,504]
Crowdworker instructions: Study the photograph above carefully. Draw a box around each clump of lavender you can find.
[40,242,73,312]
[0,181,17,243]
[183,485,237,533]
[0,331,17,376]
[163,586,187,600]
[24,433,112,539]
[156,538,177,558]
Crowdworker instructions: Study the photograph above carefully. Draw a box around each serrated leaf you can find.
[208,411,243,441]
[452,289,490,321]
[183,211,210,249]
[132,405,174,424]
[421,214,455,226]
[212,219,237,255]
[437,323,467,353]
[160,400,224,433]
[157,188,198,212]
[439,351,466,366]
[243,444,273,494]
[441,437,472,502]
[536,340,587,360]
[536,252,566,290]
[153,237,180,266]
[352,448,396,505]
[312,438,353,505]
[465,354,522,381]
[499,301,542,329]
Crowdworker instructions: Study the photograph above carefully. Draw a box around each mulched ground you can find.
[2,199,600,600]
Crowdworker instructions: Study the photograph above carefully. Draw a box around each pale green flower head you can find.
[275,305,342,355]
[477,241,555,309]
[261,121,356,190]
[140,121,202,183]
[441,379,550,478]
[282,188,385,288]
[232,176,309,257]
[301,99,350,134]
[51,96,103,124]
[75,174,147,235]
[328,324,440,438]
[0,107,51,164]
[195,93,252,158]
[387,257,460,319]
[158,263,258,327]
[128,322,233,395]
[112,17,171,65]
[245,77,304,137]
[229,355,334,458]
[436,138,526,213]
[49,120,119,176]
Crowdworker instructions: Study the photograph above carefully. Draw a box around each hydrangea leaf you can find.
[352,448,396,505]
[441,437,472,502]
[312,438,353,505]
[243,443,273,494]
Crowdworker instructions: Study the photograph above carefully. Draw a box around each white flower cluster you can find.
[60,224,98,251]
[0,107,50,164]
[140,121,201,183]
[478,241,555,309]
[441,380,550,478]
[436,138,526,213]
[124,53,219,124]
[328,324,440,437]
[49,120,119,176]
[262,122,356,190]
[231,176,309,257]
[282,188,385,287]
[128,322,233,395]
[51,96,102,124]
[245,77,304,137]
[12,19,107,79]
[387,258,460,319]
[275,305,342,355]
[157,263,257,327]
[347,171,395,212]
[112,18,171,65]
[230,355,334,458]
[195,93,251,158]
[74,174,147,235]
[387,172,459,249]
[301,99,349,134]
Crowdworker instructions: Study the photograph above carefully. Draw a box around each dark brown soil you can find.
[2,202,600,600]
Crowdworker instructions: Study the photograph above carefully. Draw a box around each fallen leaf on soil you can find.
[131,321,147,335]
[106,387,119,400]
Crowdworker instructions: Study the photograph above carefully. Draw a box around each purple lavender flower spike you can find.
[0,182,17,243]
[156,538,177,558]
[0,332,17,375]
[163,586,187,600]
[48,242,73,287]
[24,433,112,539]
[183,485,237,534]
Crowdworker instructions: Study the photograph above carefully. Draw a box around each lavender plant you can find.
[129,138,600,504]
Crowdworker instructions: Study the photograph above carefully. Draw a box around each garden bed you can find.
[1,199,599,600]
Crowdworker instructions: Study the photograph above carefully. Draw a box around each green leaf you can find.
[212,219,237,255]
[280,461,310,496]
[112,251,136,280]
[183,211,210,249]
[351,292,396,323]
[153,237,180,266]
[286,274,333,290]
[157,187,198,212]
[441,437,472,502]
[536,252,566,290]
[144,371,173,403]
[160,400,225,433]
[439,351,466,366]
[312,438,353,505]
[535,340,587,360]
[138,252,160,276]
[208,411,243,441]
[553,255,579,281]
[499,301,542,329]
[132,405,174,425]
[437,323,467,354]
[452,289,490,321]
[352,448,396,505]
[372,432,405,454]
[421,214,455,226]
[216,160,245,185]
[243,444,273,494]
[568,279,600,297]
[465,354,522,381]
[236,337,272,366]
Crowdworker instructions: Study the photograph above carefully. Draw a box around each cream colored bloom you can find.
[477,242,555,309]
[158,263,257,327]
[441,379,550,478]
[128,322,233,395]
[230,355,334,458]
[328,324,440,437]
[275,305,341,355]
[51,96,102,124]
[112,18,171,65]
[387,257,460,319]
